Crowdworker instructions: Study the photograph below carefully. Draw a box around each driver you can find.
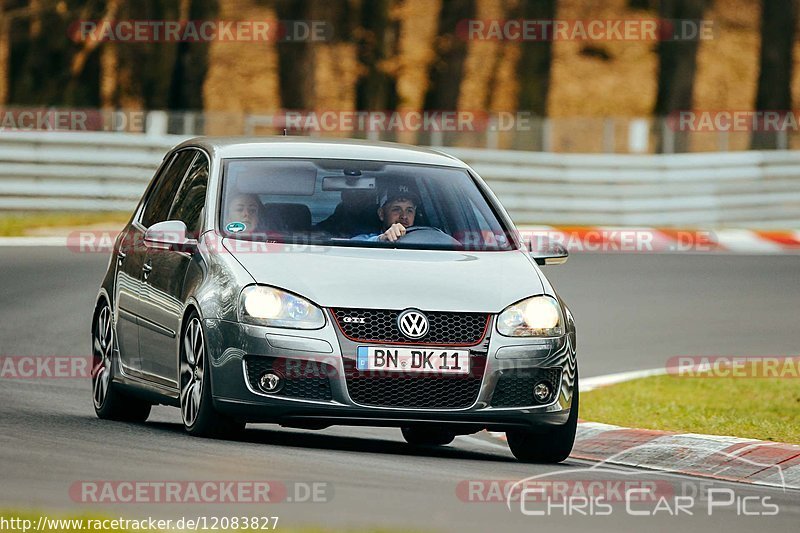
[352,187,419,243]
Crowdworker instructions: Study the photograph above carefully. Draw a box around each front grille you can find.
[332,308,489,346]
[244,355,333,401]
[343,357,485,409]
[490,368,562,407]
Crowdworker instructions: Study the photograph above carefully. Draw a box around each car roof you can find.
[173,136,468,168]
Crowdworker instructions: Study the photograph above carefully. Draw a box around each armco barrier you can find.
[1,131,800,227]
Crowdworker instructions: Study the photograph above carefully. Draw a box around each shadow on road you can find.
[140,420,518,463]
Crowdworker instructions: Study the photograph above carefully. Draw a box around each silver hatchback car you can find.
[91,137,577,463]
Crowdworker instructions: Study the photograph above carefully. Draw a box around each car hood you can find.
[222,239,545,312]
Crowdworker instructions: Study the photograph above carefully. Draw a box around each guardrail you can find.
[1,131,800,227]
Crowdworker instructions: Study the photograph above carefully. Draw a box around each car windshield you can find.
[219,158,515,251]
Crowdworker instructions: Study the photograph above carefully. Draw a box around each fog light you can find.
[259,372,283,393]
[533,381,553,403]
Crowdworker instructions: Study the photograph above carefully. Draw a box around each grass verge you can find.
[581,372,800,444]
[0,212,130,236]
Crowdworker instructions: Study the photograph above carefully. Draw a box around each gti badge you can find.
[397,309,429,339]
[343,316,366,324]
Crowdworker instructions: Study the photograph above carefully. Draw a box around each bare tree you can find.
[273,0,315,109]
[70,0,120,82]
[515,0,556,118]
[423,0,474,111]
[168,0,217,111]
[0,0,10,105]
[751,0,797,149]
[356,0,399,111]
[653,0,710,153]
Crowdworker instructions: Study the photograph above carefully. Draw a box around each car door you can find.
[138,149,209,386]
[132,149,198,386]
[114,152,178,377]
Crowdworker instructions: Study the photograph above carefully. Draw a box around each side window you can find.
[169,153,209,236]
[141,150,197,228]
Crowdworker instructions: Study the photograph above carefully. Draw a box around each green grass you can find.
[0,212,130,236]
[581,373,800,444]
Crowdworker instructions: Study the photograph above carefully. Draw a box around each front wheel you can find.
[401,427,456,446]
[506,373,578,463]
[180,313,244,438]
[92,301,151,422]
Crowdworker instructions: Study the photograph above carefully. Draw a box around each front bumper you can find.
[204,316,577,432]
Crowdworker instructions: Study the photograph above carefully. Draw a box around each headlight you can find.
[239,286,325,329]
[496,296,563,337]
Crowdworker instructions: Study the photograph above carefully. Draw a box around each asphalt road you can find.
[0,247,798,532]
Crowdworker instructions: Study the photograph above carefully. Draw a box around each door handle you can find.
[142,261,153,280]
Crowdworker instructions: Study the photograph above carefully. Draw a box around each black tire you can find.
[180,312,244,438]
[92,301,151,422]
[506,373,578,463]
[401,426,456,446]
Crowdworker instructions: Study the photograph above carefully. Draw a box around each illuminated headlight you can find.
[239,286,325,329]
[497,296,563,337]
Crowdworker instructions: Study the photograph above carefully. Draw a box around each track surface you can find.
[1,247,798,532]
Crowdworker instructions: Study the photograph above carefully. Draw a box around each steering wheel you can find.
[403,225,447,236]
[396,226,461,246]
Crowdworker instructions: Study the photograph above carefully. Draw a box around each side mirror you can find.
[144,220,197,252]
[530,237,568,266]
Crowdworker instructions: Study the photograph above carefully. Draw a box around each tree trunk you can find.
[515,0,556,117]
[423,0,474,111]
[309,0,360,114]
[653,0,709,153]
[168,0,215,111]
[99,42,118,109]
[0,1,9,106]
[356,0,399,111]
[274,0,315,110]
[751,0,797,150]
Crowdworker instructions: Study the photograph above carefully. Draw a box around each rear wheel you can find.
[180,313,244,438]
[506,373,578,463]
[401,427,456,446]
[92,301,151,422]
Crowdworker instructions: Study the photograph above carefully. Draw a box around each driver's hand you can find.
[378,223,406,242]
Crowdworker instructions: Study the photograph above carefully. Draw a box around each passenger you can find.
[224,193,269,234]
[352,188,419,243]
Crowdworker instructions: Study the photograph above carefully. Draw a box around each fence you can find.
[1,130,800,228]
[3,108,800,154]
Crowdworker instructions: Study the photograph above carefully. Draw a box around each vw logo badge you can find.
[397,309,429,339]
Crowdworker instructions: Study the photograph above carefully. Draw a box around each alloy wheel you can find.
[92,304,113,409]
[180,317,205,428]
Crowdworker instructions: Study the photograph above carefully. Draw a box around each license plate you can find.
[357,346,470,375]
